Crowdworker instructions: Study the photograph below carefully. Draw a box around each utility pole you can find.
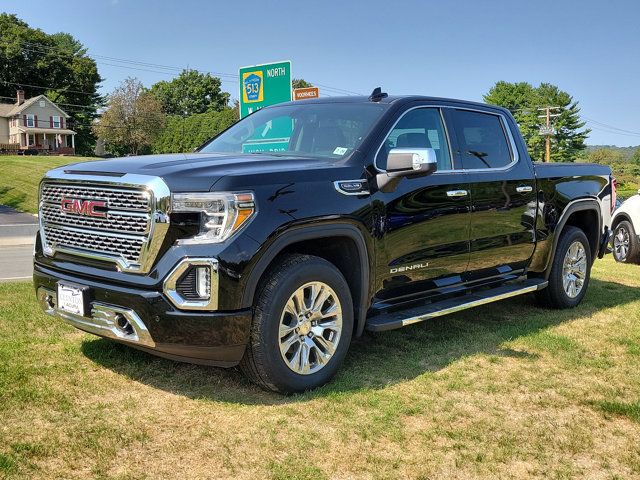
[537,107,562,162]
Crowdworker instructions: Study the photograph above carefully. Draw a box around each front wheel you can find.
[536,226,591,309]
[240,254,353,394]
[612,220,640,263]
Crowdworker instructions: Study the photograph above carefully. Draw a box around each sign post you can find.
[239,60,292,118]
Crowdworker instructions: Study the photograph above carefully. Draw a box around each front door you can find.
[374,106,471,302]
[447,108,537,281]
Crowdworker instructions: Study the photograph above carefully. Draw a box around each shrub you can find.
[152,108,238,154]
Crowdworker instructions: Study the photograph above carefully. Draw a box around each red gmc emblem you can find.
[60,198,107,218]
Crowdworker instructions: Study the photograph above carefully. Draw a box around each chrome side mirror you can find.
[387,147,437,175]
[376,147,438,193]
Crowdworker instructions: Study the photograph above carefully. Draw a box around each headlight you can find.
[171,192,256,244]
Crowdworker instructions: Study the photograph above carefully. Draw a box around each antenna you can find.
[369,87,388,102]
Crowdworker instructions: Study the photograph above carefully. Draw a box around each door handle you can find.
[516,185,533,193]
[446,189,469,198]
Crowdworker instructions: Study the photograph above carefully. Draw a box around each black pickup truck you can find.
[34,89,614,393]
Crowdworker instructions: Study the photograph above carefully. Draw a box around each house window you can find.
[26,114,35,128]
[28,134,35,146]
[52,116,61,128]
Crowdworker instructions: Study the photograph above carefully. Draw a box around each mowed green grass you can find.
[0,155,98,214]
[1,257,639,479]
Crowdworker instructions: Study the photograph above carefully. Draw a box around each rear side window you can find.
[377,108,452,171]
[450,110,513,169]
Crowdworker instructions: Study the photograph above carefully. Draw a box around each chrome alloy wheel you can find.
[613,226,630,260]
[278,282,343,375]
[562,241,588,298]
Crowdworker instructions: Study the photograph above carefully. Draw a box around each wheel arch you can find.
[544,199,602,280]
[611,212,632,230]
[242,224,371,337]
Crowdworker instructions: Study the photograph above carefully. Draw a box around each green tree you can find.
[149,69,229,116]
[631,147,640,165]
[484,81,590,162]
[584,148,626,165]
[93,78,166,156]
[152,108,238,154]
[0,14,102,155]
[292,78,313,89]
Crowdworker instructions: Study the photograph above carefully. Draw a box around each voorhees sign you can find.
[293,87,320,101]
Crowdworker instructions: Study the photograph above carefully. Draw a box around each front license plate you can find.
[57,283,86,317]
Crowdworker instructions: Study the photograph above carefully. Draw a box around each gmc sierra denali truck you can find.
[34,89,614,393]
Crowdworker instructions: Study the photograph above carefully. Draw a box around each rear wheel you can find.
[536,226,591,309]
[612,220,640,263]
[240,254,353,394]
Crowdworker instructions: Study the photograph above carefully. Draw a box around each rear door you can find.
[374,106,471,302]
[446,108,537,281]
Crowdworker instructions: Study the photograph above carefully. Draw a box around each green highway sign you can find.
[239,60,292,119]
[238,60,293,153]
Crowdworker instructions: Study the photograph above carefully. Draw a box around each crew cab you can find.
[34,89,614,393]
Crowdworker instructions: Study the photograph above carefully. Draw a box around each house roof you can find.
[0,95,70,118]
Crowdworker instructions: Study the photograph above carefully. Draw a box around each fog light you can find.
[195,266,211,299]
[164,258,218,311]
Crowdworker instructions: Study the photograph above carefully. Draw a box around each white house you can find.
[0,90,76,154]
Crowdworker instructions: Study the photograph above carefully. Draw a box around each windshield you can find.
[199,103,386,159]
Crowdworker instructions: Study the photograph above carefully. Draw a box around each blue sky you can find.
[4,0,640,146]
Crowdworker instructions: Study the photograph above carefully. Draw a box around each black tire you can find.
[612,220,640,264]
[240,254,354,394]
[536,226,592,309]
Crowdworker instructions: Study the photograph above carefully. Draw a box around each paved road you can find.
[0,205,38,246]
[0,205,37,281]
[0,245,33,282]
[0,204,37,225]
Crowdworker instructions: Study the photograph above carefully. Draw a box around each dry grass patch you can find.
[1,257,640,479]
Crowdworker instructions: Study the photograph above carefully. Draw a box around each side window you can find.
[450,110,513,169]
[377,108,452,171]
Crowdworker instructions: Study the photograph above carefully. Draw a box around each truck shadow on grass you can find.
[81,278,640,404]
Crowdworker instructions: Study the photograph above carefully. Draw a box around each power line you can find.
[17,41,361,96]
[0,80,99,97]
[586,124,640,138]
[582,116,640,136]
[0,95,100,112]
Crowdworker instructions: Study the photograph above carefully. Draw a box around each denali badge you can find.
[61,198,107,218]
[334,179,370,196]
[390,262,429,274]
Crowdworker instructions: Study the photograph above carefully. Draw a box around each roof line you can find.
[0,95,70,118]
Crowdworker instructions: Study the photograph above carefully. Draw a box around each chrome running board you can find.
[365,279,548,332]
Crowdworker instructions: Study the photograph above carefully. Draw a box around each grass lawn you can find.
[1,256,639,479]
[0,155,97,214]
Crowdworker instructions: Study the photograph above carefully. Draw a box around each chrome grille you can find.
[39,176,170,273]
[44,225,145,262]
[41,204,150,234]
[41,184,150,211]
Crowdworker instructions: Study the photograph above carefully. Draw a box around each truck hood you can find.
[59,153,337,191]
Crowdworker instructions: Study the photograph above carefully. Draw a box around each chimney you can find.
[16,90,25,105]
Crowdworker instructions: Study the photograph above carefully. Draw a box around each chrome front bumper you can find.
[36,287,155,347]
